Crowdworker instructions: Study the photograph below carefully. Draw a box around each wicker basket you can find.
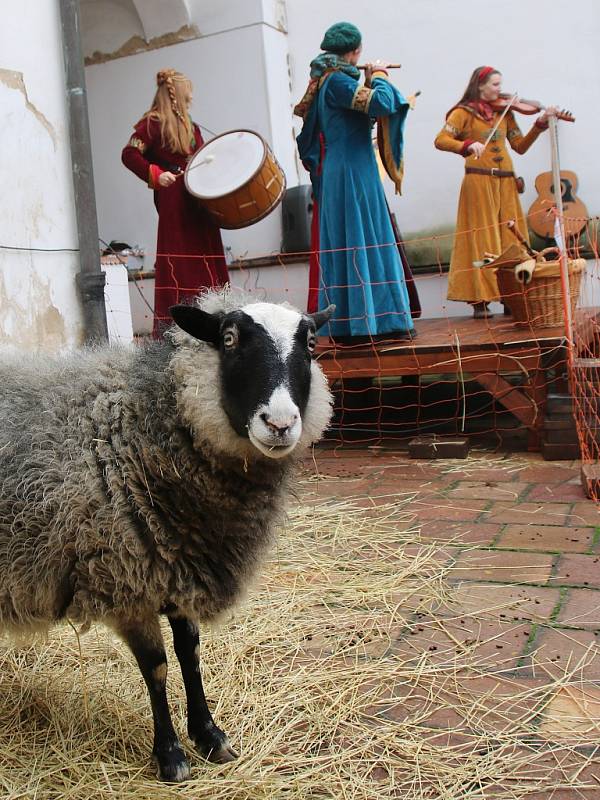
[495,247,586,328]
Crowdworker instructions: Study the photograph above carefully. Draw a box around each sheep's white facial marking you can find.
[238,305,307,458]
[173,301,320,460]
[242,303,300,361]
[196,303,303,459]
[248,384,302,459]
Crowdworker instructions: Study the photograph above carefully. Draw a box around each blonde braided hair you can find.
[142,69,194,155]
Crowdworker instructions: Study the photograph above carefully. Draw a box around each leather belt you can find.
[465,167,515,178]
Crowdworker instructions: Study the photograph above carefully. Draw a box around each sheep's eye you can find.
[223,329,238,349]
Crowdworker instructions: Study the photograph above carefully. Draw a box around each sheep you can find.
[0,289,334,782]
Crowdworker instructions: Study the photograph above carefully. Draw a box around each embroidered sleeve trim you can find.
[128,136,147,153]
[507,126,521,140]
[351,85,373,114]
[444,122,458,135]
[148,164,163,189]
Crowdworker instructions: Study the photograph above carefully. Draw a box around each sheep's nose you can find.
[260,413,298,436]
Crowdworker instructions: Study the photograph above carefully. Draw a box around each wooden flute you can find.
[357,63,401,70]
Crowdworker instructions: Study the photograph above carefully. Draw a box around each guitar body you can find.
[527,170,588,239]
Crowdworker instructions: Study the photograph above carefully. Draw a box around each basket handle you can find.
[537,246,561,263]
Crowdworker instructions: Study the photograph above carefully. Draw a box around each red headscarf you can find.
[478,66,497,84]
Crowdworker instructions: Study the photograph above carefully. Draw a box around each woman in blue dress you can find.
[295,21,418,342]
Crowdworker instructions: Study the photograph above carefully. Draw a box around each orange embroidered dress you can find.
[434,105,547,304]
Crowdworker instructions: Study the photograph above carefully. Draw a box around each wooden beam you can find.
[475,372,537,429]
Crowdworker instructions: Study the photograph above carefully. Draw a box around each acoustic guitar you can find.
[527,170,588,239]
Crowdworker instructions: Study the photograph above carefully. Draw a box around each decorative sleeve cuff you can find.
[351,85,374,113]
[148,164,164,189]
[460,139,475,156]
[371,69,389,79]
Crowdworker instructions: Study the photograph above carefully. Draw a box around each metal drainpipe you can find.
[59,0,108,344]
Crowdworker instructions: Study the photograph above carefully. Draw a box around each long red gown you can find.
[122,117,229,337]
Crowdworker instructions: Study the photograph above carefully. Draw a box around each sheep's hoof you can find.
[153,741,191,782]
[194,723,239,764]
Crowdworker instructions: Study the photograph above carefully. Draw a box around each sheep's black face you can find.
[170,301,334,459]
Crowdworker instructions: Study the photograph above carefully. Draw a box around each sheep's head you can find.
[171,301,334,459]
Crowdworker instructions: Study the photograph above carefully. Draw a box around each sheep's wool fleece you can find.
[0,289,333,631]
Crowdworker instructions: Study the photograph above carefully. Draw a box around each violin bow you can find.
[477,92,519,158]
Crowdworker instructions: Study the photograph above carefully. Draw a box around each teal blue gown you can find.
[298,72,415,339]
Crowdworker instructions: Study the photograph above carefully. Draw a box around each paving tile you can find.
[570,502,600,527]
[523,791,598,799]
[496,747,600,799]
[407,498,489,522]
[551,554,600,588]
[484,502,571,526]
[557,588,600,629]
[526,482,588,502]
[384,672,551,733]
[439,468,527,483]
[518,465,581,483]
[521,626,600,679]
[360,462,449,481]
[418,520,501,546]
[374,478,452,497]
[395,616,532,669]
[447,480,529,501]
[496,525,594,553]
[446,582,560,622]
[539,685,600,744]
[449,549,554,584]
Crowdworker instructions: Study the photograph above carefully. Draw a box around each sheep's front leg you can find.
[169,615,238,763]
[118,617,190,782]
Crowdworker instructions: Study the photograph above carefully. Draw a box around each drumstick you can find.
[506,219,537,257]
[186,154,216,173]
[357,63,401,70]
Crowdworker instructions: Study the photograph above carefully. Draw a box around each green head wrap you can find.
[320,22,362,55]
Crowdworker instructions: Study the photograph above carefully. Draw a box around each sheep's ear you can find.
[170,305,221,345]
[307,304,336,331]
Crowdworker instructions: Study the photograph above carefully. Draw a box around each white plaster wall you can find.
[0,2,84,350]
[129,260,308,335]
[85,0,295,264]
[286,0,600,239]
[80,0,145,57]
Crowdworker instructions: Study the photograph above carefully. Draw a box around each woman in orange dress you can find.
[122,69,228,337]
[434,66,556,318]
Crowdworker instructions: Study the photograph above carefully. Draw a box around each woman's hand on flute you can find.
[363,60,387,88]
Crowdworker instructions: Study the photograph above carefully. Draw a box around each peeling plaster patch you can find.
[274,0,288,33]
[0,270,67,352]
[84,24,200,65]
[0,69,57,150]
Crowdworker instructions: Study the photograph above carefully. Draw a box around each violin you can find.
[490,93,575,123]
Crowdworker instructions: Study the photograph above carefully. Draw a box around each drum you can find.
[184,129,286,229]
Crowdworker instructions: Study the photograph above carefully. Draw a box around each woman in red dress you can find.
[122,69,229,337]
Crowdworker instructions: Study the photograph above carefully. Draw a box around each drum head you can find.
[185,130,266,199]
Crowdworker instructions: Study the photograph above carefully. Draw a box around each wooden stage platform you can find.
[315,314,595,448]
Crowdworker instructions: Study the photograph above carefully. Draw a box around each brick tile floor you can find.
[522,626,600,679]
[557,588,600,629]
[496,524,595,553]
[551,553,600,588]
[484,501,572,526]
[305,448,600,784]
[450,548,555,583]
[418,519,502,546]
